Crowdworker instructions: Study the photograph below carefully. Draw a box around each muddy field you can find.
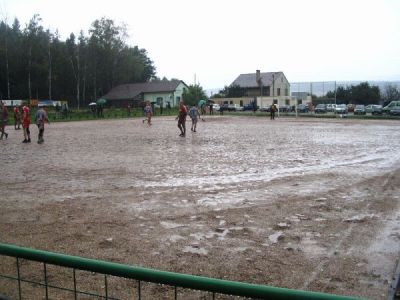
[1,116,400,299]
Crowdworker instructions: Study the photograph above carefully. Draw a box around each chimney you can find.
[256,70,261,85]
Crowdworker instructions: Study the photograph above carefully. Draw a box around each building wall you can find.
[271,73,290,98]
[143,82,188,107]
[143,92,174,107]
[174,82,189,107]
[212,97,255,106]
[258,73,291,108]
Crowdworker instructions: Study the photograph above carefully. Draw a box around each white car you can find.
[335,104,348,114]
[228,104,243,111]
[326,104,337,112]
[212,104,221,112]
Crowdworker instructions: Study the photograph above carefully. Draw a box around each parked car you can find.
[365,104,383,115]
[371,105,383,115]
[315,104,327,113]
[390,107,400,116]
[243,102,258,111]
[353,105,366,115]
[326,104,337,112]
[335,104,348,114]
[383,101,400,114]
[365,104,374,113]
[227,104,243,111]
[220,104,229,112]
[279,105,291,112]
[259,106,270,112]
[212,104,221,112]
[296,104,309,113]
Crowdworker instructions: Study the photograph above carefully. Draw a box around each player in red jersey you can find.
[176,100,187,137]
[22,103,31,143]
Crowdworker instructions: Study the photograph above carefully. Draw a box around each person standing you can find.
[22,102,31,143]
[270,103,277,120]
[200,102,206,116]
[176,100,187,137]
[35,106,50,144]
[209,103,213,115]
[189,104,200,132]
[0,102,9,140]
[14,105,21,130]
[142,101,153,125]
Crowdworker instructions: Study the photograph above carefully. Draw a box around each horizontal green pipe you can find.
[0,243,362,300]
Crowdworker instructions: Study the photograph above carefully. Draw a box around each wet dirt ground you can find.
[1,115,400,299]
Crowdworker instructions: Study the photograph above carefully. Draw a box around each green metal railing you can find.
[0,243,362,300]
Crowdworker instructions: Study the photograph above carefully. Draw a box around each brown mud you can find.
[1,116,400,299]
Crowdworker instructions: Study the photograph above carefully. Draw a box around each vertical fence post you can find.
[174,286,177,300]
[16,257,22,300]
[104,274,108,300]
[137,280,141,300]
[73,269,77,300]
[43,263,49,300]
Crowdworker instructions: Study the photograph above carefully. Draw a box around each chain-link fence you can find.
[290,81,400,100]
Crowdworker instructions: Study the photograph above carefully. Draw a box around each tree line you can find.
[213,82,400,106]
[325,82,400,105]
[0,15,156,108]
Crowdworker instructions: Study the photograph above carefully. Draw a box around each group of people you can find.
[0,101,50,144]
[176,101,202,137]
[141,100,201,137]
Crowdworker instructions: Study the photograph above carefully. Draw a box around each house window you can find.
[157,97,163,105]
[285,88,288,96]
[277,88,281,96]
[240,100,243,106]
[285,99,290,105]
[263,86,270,96]
[176,96,181,103]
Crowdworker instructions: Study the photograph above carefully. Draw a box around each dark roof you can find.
[103,80,186,100]
[231,72,286,88]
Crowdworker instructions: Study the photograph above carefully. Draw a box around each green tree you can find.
[350,82,380,105]
[382,84,400,105]
[182,84,207,106]
[0,15,157,106]
[326,82,380,105]
[218,84,245,98]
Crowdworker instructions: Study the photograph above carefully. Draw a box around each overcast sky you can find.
[1,0,399,91]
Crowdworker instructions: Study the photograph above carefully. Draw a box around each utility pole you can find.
[48,35,52,100]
